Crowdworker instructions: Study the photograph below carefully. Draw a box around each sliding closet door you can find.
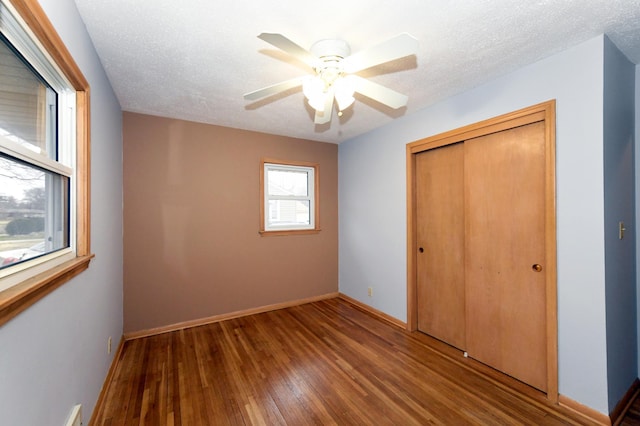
[464,121,547,391]
[416,143,465,350]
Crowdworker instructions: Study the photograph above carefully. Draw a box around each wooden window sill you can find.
[0,255,94,327]
[259,229,321,237]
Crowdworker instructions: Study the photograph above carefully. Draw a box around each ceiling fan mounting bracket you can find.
[310,39,351,61]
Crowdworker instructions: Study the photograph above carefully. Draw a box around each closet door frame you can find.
[405,100,557,401]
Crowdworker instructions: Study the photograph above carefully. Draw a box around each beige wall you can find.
[123,112,338,333]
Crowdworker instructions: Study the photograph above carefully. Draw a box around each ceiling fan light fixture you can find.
[307,93,326,112]
[335,93,355,112]
[334,75,356,111]
[302,75,326,111]
[303,73,355,114]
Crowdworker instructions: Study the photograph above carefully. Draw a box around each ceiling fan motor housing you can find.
[310,39,351,60]
[310,39,351,83]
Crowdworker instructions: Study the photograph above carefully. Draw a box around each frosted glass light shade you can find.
[303,76,326,111]
[333,76,354,111]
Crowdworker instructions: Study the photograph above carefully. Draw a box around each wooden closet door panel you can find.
[464,121,547,391]
[416,143,465,349]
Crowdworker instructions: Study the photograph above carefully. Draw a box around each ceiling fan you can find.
[243,33,418,125]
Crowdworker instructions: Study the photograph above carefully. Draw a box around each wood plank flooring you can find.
[92,298,600,425]
[620,395,640,426]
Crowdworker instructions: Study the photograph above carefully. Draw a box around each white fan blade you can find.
[314,88,334,124]
[343,33,418,74]
[351,75,408,109]
[258,33,317,68]
[243,77,304,101]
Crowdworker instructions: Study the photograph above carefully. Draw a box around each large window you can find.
[0,32,71,280]
[0,0,91,325]
[260,159,320,235]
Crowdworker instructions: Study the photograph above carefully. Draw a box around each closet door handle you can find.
[418,247,424,253]
[532,264,542,272]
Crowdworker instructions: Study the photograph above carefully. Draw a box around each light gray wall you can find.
[0,0,123,425]
[340,36,610,412]
[603,36,637,411]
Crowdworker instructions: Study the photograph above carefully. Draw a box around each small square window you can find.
[260,160,320,235]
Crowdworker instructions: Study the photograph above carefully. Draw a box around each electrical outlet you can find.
[108,336,112,354]
[368,287,373,297]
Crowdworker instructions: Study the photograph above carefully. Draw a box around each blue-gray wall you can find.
[0,0,123,424]
[340,36,612,412]
[603,36,637,411]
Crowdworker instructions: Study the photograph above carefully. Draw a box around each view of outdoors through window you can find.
[266,167,312,229]
[0,155,69,269]
[0,35,69,270]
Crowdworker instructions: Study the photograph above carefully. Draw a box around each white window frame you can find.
[0,0,75,288]
[0,0,92,326]
[260,159,320,236]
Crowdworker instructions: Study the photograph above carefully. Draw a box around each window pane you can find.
[268,199,310,227]
[267,169,308,196]
[0,35,57,159]
[0,154,69,269]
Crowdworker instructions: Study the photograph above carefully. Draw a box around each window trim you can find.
[0,0,92,327]
[259,158,320,236]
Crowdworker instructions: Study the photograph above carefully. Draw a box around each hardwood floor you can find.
[93,298,600,425]
[620,395,640,426]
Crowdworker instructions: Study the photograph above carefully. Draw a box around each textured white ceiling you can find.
[74,0,640,143]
